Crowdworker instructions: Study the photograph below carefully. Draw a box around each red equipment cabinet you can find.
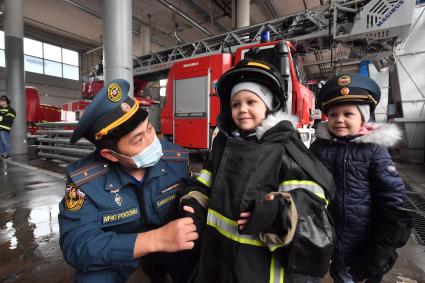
[160,53,233,149]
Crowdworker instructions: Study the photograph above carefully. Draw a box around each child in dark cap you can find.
[179,59,336,283]
[310,73,412,283]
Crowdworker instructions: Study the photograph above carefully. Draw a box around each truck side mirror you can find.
[274,41,290,79]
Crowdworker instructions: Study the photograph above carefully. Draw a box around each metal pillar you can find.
[103,0,133,96]
[233,0,250,29]
[4,0,27,155]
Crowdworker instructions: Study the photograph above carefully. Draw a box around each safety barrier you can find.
[35,122,94,163]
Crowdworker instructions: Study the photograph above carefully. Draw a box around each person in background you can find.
[179,59,336,283]
[310,73,412,283]
[58,79,199,283]
[0,95,16,159]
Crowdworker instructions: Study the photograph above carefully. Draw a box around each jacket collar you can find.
[104,159,168,191]
[315,122,403,147]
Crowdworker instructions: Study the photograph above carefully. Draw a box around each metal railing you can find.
[34,122,94,163]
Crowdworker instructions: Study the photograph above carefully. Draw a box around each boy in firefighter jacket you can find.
[179,59,336,283]
[310,73,413,282]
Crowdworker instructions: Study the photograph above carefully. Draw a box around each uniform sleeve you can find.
[58,180,139,272]
[370,145,405,208]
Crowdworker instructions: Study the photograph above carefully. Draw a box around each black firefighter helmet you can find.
[215,59,287,114]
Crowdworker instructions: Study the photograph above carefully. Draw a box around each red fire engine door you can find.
[173,72,210,149]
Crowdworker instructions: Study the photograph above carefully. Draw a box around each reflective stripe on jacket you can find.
[189,119,335,283]
[0,107,15,131]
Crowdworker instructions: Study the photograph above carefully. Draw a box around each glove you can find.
[239,195,291,236]
[349,245,398,282]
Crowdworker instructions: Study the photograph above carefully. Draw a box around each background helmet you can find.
[215,59,287,114]
[316,73,381,113]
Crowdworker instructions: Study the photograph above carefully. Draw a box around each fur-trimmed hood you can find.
[255,111,298,139]
[315,122,403,147]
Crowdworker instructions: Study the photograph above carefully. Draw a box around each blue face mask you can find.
[114,135,163,168]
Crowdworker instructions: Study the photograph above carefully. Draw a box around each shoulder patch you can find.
[161,150,189,162]
[65,182,85,211]
[69,161,109,186]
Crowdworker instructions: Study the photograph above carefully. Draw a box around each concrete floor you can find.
[0,157,424,283]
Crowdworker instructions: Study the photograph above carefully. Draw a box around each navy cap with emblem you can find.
[70,79,148,144]
[317,73,381,113]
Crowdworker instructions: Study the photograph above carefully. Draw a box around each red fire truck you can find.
[26,87,62,134]
[160,40,314,149]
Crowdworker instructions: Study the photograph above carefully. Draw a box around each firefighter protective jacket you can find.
[0,106,16,132]
[184,111,336,283]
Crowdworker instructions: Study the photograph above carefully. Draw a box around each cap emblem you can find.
[337,75,352,87]
[107,83,122,102]
[340,87,350,96]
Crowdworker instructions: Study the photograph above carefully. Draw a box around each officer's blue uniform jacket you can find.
[310,123,405,266]
[58,139,189,281]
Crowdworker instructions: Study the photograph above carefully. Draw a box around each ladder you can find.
[131,0,415,77]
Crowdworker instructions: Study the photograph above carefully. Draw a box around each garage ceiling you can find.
[1,0,365,79]
[19,0,323,55]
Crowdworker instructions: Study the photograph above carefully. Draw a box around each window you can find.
[62,49,79,65]
[0,50,4,68]
[0,31,80,80]
[160,79,167,97]
[292,54,308,86]
[24,38,43,57]
[0,31,4,49]
[44,60,62,77]
[24,55,43,74]
[43,43,62,62]
[63,64,79,80]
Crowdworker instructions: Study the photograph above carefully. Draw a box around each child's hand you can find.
[238,195,274,231]
[264,194,274,201]
[238,193,291,235]
[237,212,251,230]
[182,205,195,214]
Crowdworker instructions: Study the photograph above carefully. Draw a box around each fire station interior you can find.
[0,0,424,282]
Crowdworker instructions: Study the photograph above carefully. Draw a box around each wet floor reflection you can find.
[0,161,74,282]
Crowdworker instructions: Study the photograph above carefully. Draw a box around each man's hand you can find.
[134,217,198,258]
[155,217,198,252]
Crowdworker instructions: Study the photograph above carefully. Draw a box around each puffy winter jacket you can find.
[310,123,406,266]
[182,111,336,283]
